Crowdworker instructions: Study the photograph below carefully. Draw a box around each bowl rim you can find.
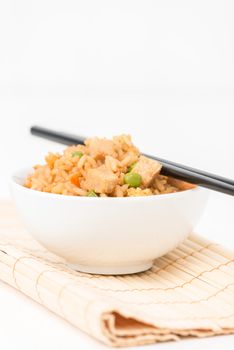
[10,166,203,202]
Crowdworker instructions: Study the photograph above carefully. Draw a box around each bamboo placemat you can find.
[1,201,234,347]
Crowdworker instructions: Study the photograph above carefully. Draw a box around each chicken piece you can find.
[82,165,119,194]
[85,137,116,159]
[105,156,121,172]
[133,155,162,187]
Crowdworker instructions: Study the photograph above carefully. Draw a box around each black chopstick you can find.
[144,153,234,186]
[31,126,86,146]
[30,126,234,196]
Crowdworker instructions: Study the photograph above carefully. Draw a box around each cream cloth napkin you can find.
[1,201,234,347]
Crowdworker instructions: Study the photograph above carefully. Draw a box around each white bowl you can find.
[10,168,208,275]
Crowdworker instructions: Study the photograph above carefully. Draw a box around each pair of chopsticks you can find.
[30,126,234,196]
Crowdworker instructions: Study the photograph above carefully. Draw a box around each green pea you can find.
[87,190,98,197]
[124,172,142,188]
[127,162,136,172]
[72,151,83,158]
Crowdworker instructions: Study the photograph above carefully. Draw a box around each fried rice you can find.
[25,135,192,197]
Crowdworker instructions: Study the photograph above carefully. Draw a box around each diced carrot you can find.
[70,174,80,187]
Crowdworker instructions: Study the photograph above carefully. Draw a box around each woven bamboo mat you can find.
[1,201,234,347]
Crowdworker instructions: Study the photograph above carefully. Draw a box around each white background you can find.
[0,1,233,349]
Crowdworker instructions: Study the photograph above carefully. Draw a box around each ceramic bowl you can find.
[10,168,208,275]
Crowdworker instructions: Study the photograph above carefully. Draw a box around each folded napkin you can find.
[1,201,234,347]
